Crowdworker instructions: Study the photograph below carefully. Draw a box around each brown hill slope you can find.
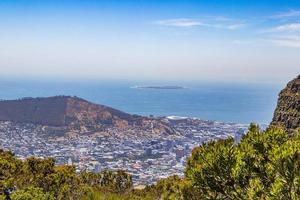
[271,75,300,133]
[0,96,175,134]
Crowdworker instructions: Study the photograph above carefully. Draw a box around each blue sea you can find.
[0,79,284,124]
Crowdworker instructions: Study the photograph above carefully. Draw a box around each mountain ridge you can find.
[0,95,175,135]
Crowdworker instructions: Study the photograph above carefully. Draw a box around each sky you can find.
[0,0,299,83]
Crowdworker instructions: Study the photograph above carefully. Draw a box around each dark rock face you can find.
[0,96,175,134]
[271,75,300,133]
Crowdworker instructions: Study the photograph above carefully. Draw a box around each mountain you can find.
[0,96,175,134]
[271,75,300,133]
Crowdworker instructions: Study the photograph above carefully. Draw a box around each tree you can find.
[186,138,239,199]
[267,133,300,199]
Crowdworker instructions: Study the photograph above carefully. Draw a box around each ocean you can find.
[0,79,283,124]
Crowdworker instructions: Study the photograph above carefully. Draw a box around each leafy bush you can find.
[185,125,300,199]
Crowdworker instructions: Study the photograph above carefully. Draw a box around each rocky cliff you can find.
[271,75,300,133]
[0,96,175,135]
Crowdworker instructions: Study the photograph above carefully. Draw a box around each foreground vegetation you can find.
[1,124,300,199]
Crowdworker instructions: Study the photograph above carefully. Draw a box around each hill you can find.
[271,75,300,133]
[0,96,175,134]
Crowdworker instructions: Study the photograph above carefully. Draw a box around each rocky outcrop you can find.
[0,96,175,135]
[271,75,300,133]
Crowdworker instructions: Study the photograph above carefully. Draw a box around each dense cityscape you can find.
[0,116,248,185]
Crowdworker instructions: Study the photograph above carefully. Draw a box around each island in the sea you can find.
[132,85,186,90]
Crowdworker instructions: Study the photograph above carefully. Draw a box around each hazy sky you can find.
[0,0,299,83]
